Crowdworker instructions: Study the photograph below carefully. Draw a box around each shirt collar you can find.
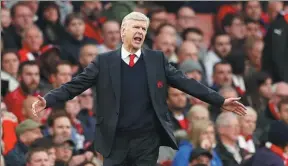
[121,45,141,59]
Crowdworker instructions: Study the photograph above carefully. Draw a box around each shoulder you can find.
[142,47,163,56]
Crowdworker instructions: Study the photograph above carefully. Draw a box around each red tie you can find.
[129,54,136,67]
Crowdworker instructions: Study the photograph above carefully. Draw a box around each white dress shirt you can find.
[121,46,142,65]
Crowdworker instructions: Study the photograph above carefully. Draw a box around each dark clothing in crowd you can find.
[2,26,22,50]
[4,141,28,166]
[77,108,96,143]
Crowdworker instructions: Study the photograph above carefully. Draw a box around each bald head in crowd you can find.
[271,82,288,104]
[22,25,44,52]
[177,41,198,64]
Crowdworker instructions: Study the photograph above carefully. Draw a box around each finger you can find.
[233,101,247,110]
[230,97,241,102]
[235,107,246,116]
[37,95,45,102]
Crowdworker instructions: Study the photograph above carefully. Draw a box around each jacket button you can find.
[116,112,119,115]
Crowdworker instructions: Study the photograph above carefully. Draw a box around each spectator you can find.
[26,147,50,166]
[53,136,74,164]
[279,98,288,125]
[216,2,242,30]
[187,105,210,123]
[51,61,73,89]
[244,18,263,39]
[1,50,20,96]
[5,119,43,166]
[267,1,284,22]
[182,28,206,61]
[1,8,12,30]
[18,25,44,63]
[76,44,98,75]
[211,61,233,92]
[60,12,97,65]
[179,59,203,82]
[177,41,202,68]
[189,148,213,166]
[22,0,39,22]
[155,23,177,38]
[36,1,67,45]
[22,95,45,123]
[238,107,259,154]
[153,33,177,63]
[215,112,247,166]
[176,6,196,36]
[244,121,288,166]
[2,2,34,50]
[222,14,246,41]
[31,137,57,166]
[97,20,121,54]
[167,87,189,131]
[204,32,232,86]
[4,61,41,122]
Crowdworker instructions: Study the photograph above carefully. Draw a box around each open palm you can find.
[31,95,46,117]
[221,97,246,116]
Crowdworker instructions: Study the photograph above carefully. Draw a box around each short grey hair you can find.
[216,112,238,128]
[121,12,150,30]
[219,85,237,96]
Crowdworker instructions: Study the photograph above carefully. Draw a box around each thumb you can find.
[37,95,45,102]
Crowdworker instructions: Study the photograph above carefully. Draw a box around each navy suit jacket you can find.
[44,47,225,157]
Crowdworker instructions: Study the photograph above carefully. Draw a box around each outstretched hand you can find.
[31,95,46,117]
[221,97,246,116]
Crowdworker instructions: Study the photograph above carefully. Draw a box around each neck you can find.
[123,43,138,53]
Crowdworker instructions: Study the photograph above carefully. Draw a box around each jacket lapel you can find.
[109,48,121,102]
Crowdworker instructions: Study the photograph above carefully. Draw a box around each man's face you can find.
[177,7,196,31]
[213,64,232,86]
[79,45,98,67]
[272,84,288,104]
[47,148,56,166]
[200,125,215,145]
[67,19,85,39]
[20,65,40,91]
[239,112,257,136]
[150,11,167,32]
[13,5,34,30]
[159,25,177,37]
[178,42,199,64]
[259,78,272,99]
[167,87,187,111]
[226,18,246,40]
[51,117,72,139]
[122,20,147,50]
[24,28,43,52]
[246,22,261,38]
[54,64,72,88]
[20,128,43,146]
[190,155,211,166]
[43,6,58,23]
[153,34,176,58]
[247,41,263,67]
[79,89,93,110]
[189,111,209,122]
[280,103,288,124]
[186,70,202,82]
[65,97,81,118]
[27,151,50,166]
[102,21,120,49]
[220,90,238,99]
[220,118,240,142]
[245,1,262,21]
[214,35,231,58]
[2,52,19,76]
[1,9,11,28]
[55,142,73,162]
[185,32,203,49]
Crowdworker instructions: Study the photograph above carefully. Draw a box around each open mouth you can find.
[133,36,142,43]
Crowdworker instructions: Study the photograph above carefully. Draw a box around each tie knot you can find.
[130,54,136,59]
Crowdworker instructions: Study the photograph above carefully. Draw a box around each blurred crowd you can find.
[1,1,288,166]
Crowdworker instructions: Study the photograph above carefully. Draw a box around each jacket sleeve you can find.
[163,53,225,107]
[44,56,100,108]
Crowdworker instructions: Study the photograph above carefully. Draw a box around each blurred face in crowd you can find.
[23,26,44,52]
[189,97,209,108]
[13,4,34,30]
[55,142,73,163]
[1,51,20,77]
[53,64,72,88]
[220,89,238,99]
[22,96,44,123]
[247,40,263,67]
[25,0,39,15]
[121,19,148,52]
[259,78,272,99]
[188,109,209,122]
[79,88,93,110]
[213,64,233,87]
[65,97,81,118]
[102,21,121,49]
[27,151,50,166]
[19,64,40,92]
[189,155,210,166]
[50,117,72,139]
[47,148,56,166]
[267,2,283,21]
[239,108,257,136]
[79,45,98,67]
[185,32,203,50]
[43,6,59,23]
[279,102,288,124]
[158,25,177,38]
[200,124,215,147]
[1,8,11,28]
[150,11,167,32]
[67,18,85,40]
[153,33,176,58]
[213,35,231,58]
[167,87,187,111]
[225,17,246,40]
[246,22,262,39]
[178,41,199,64]
[218,117,240,142]
[186,70,202,82]
[272,83,288,105]
[245,1,262,21]
[20,128,43,146]
[81,1,102,16]
[177,7,196,31]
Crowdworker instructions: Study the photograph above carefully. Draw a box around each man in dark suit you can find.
[32,12,246,166]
